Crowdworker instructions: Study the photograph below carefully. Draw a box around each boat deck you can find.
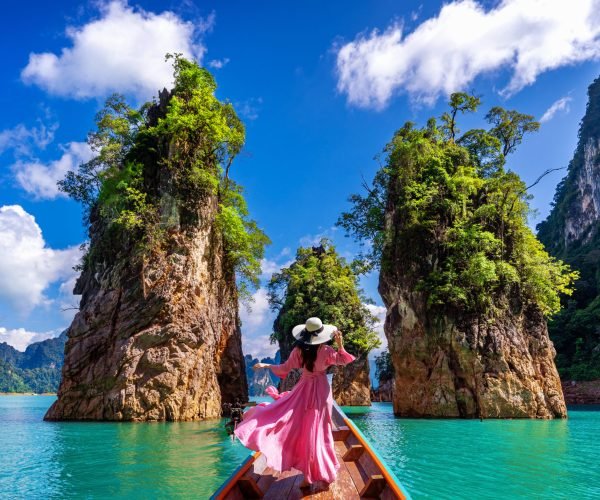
[212,403,407,499]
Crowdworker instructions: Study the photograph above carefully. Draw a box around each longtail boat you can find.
[211,401,410,499]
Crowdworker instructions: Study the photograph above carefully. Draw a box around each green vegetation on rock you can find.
[59,54,268,294]
[338,93,577,318]
[267,241,380,356]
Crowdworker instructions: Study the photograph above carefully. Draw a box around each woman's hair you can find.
[293,340,320,372]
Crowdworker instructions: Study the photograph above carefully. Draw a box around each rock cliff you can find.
[537,75,600,381]
[269,244,377,406]
[380,277,566,417]
[339,96,575,418]
[45,60,257,421]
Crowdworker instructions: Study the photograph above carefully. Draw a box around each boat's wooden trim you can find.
[211,451,260,500]
[333,401,410,500]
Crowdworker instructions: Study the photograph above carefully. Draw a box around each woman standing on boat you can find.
[234,317,356,488]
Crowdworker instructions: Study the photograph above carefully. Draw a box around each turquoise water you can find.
[346,403,600,499]
[1,396,598,499]
[0,396,248,498]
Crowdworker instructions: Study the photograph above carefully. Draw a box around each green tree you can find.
[267,241,381,357]
[338,93,577,317]
[59,54,268,294]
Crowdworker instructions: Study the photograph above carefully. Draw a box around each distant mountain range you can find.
[245,352,280,396]
[0,331,67,393]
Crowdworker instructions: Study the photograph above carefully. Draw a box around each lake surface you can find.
[1,396,598,499]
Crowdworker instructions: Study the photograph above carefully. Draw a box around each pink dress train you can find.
[234,344,356,484]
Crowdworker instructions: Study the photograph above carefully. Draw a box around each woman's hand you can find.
[252,362,270,371]
[333,329,343,348]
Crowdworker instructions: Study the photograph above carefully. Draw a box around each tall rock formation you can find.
[268,244,379,405]
[339,95,576,418]
[46,58,264,421]
[537,75,600,380]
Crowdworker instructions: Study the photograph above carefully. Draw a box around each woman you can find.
[234,317,356,488]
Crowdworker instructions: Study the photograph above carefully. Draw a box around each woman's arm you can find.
[325,330,356,366]
[254,347,301,378]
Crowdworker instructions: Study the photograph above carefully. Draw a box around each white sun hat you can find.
[292,317,336,345]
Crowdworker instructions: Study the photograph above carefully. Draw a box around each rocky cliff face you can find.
[539,76,600,252]
[331,358,371,406]
[380,273,566,417]
[562,137,600,246]
[537,75,600,381]
[45,90,247,421]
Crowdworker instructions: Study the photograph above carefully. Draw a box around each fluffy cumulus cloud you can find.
[0,121,57,156]
[0,327,63,352]
[21,0,213,100]
[12,141,93,199]
[0,205,81,316]
[336,0,600,108]
[540,96,572,123]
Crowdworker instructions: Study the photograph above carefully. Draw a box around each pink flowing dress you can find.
[234,344,356,484]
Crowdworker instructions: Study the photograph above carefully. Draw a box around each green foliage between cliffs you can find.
[338,93,577,318]
[59,55,268,293]
[267,241,381,356]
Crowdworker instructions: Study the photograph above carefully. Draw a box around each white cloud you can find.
[12,141,93,199]
[240,288,271,329]
[0,205,82,316]
[299,226,338,247]
[240,288,279,359]
[236,97,263,121]
[21,0,212,100]
[208,57,230,69]
[336,0,600,108]
[242,333,278,361]
[540,96,572,123]
[0,327,63,352]
[0,122,58,156]
[260,257,294,280]
[365,303,387,355]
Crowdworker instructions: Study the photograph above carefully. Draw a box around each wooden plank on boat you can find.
[332,425,351,441]
[343,444,365,461]
[359,474,386,498]
[262,469,298,499]
[238,475,263,498]
[255,466,277,494]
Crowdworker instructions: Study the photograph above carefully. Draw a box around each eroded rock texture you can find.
[45,92,247,421]
[380,275,566,418]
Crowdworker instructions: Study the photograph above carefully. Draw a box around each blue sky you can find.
[1,0,599,358]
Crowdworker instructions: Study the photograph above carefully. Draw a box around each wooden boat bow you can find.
[211,402,410,499]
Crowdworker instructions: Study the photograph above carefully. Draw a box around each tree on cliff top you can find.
[267,241,380,357]
[59,54,269,295]
[338,93,577,318]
